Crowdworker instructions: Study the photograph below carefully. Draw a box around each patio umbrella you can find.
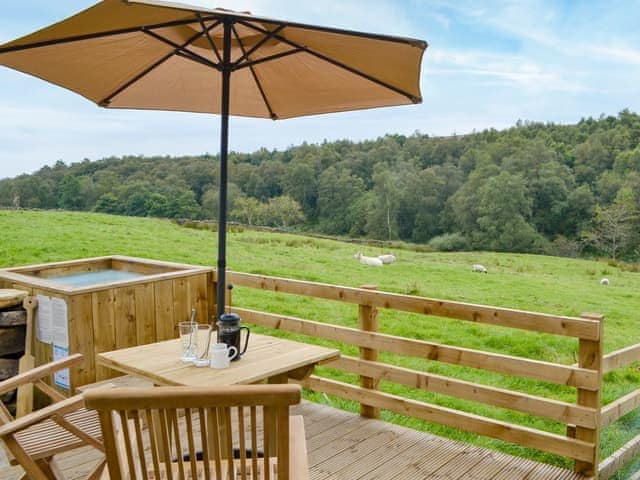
[0,0,427,319]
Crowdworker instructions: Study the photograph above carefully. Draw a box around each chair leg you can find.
[46,457,66,480]
[34,458,59,479]
[86,458,107,480]
[2,437,52,480]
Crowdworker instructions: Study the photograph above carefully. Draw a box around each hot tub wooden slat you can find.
[135,283,157,346]
[0,256,214,389]
[92,289,117,382]
[155,279,176,341]
[114,287,136,350]
[68,294,95,387]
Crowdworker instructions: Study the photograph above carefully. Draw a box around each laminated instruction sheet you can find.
[35,294,70,389]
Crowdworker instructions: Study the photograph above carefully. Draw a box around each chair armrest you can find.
[0,394,86,438]
[289,415,309,479]
[0,354,84,396]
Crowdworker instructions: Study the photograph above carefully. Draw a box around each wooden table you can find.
[97,333,339,459]
[96,333,340,387]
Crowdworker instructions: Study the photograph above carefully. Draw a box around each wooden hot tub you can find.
[0,256,214,388]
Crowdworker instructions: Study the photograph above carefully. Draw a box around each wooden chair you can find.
[0,353,106,480]
[84,384,309,480]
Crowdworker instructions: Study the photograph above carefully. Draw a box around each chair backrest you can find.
[84,384,302,480]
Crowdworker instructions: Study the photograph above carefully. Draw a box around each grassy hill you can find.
[2,209,639,475]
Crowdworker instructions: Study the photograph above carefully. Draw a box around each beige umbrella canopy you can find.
[0,0,427,317]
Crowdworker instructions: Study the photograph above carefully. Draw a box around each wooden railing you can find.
[597,344,640,479]
[221,271,607,478]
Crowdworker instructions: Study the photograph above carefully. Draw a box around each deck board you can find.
[0,401,588,480]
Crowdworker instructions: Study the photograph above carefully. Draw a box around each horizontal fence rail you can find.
[235,307,599,390]
[301,376,596,463]
[330,355,598,428]
[602,344,640,374]
[599,432,640,480]
[226,272,601,340]
[597,340,640,479]
[222,271,606,477]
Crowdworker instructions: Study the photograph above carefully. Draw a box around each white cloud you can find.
[431,0,640,67]
[426,48,589,93]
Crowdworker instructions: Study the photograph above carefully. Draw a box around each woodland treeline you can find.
[2,110,640,260]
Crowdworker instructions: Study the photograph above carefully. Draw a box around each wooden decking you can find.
[0,401,588,480]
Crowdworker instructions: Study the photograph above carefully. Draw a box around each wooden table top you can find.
[96,333,340,387]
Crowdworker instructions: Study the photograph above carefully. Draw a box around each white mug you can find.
[210,343,238,369]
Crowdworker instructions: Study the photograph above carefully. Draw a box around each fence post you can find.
[575,313,604,478]
[359,285,380,419]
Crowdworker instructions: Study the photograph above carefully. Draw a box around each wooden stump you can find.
[0,326,26,357]
[0,291,29,415]
[0,289,28,309]
[0,309,27,327]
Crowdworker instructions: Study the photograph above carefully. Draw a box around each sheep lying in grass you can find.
[354,252,383,267]
[472,264,488,273]
[600,278,610,286]
[378,254,396,264]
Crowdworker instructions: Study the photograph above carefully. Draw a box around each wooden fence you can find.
[222,271,610,478]
[597,344,640,479]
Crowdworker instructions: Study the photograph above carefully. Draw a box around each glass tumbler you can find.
[179,322,198,362]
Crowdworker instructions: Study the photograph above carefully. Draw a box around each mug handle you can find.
[226,346,238,360]
[239,326,250,355]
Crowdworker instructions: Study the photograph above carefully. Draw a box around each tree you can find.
[475,172,544,252]
[404,164,463,243]
[166,189,200,219]
[231,196,262,225]
[58,175,83,210]
[365,165,402,240]
[245,160,284,200]
[201,183,242,220]
[446,164,501,236]
[93,193,121,214]
[573,134,612,185]
[124,189,153,217]
[146,193,170,218]
[281,158,318,218]
[263,196,305,228]
[582,188,638,259]
[560,185,595,237]
[317,167,365,234]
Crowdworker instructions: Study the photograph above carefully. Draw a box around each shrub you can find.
[428,233,470,252]
[551,236,583,258]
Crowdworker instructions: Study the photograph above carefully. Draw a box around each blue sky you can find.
[1,0,639,179]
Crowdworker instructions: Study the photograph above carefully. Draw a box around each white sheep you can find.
[472,264,488,274]
[378,254,396,264]
[354,252,383,267]
[600,278,610,286]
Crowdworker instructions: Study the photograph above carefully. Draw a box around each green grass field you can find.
[2,210,639,476]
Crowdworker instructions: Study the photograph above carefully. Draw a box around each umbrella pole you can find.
[216,20,232,321]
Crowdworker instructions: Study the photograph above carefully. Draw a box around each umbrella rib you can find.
[230,24,276,120]
[143,29,221,71]
[99,27,214,107]
[238,20,422,104]
[231,25,286,68]
[0,15,222,54]
[234,48,304,71]
[197,13,222,64]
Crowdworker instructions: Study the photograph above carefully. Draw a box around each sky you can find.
[0,0,639,179]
